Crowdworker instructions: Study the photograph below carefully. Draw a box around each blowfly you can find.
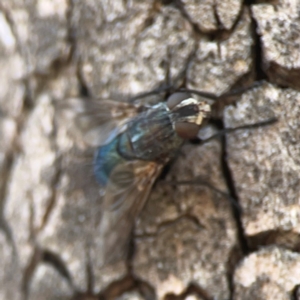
[72,82,272,265]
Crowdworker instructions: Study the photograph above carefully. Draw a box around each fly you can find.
[73,82,275,266]
[89,92,211,264]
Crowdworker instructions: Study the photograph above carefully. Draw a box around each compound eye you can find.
[167,92,191,110]
[175,122,200,139]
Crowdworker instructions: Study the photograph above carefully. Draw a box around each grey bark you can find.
[0,0,299,299]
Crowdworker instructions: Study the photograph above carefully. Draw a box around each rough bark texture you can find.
[0,0,299,299]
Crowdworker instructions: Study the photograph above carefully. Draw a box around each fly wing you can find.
[98,160,163,265]
[68,98,143,147]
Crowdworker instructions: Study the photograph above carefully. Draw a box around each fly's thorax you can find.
[167,93,211,139]
[117,102,183,162]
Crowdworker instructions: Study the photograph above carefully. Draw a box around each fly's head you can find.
[167,92,211,139]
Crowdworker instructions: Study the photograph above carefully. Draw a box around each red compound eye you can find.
[174,122,200,139]
[167,92,191,110]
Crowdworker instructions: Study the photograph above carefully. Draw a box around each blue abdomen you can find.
[94,137,125,186]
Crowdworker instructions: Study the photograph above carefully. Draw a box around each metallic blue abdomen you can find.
[94,137,126,186]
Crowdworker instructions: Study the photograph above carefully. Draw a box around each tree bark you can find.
[0,0,299,299]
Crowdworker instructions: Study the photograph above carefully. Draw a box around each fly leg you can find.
[197,117,278,146]
[163,176,241,212]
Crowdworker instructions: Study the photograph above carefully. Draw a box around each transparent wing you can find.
[67,98,142,147]
[98,160,163,265]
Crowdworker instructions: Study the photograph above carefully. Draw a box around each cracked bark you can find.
[0,0,299,299]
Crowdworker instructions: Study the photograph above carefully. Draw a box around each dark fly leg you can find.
[197,117,278,146]
[128,79,265,113]
[128,43,200,105]
[163,177,241,212]
[179,80,264,102]
[128,85,173,103]
[180,80,265,118]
